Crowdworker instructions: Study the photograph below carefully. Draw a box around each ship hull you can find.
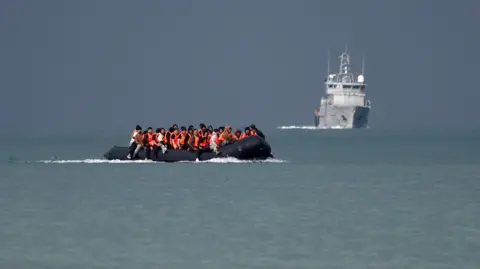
[315,105,369,129]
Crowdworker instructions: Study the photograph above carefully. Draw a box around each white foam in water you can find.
[277,125,319,130]
[193,157,287,164]
[277,125,347,130]
[37,157,288,164]
[38,159,156,164]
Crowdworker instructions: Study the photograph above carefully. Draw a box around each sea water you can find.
[0,128,479,268]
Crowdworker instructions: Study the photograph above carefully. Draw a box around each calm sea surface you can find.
[0,128,479,269]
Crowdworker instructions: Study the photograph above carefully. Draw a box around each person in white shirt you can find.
[210,129,219,154]
[154,128,167,157]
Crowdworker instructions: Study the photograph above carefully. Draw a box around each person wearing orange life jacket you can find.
[164,128,171,145]
[195,127,211,158]
[170,128,182,150]
[188,129,200,151]
[178,126,188,149]
[128,129,144,159]
[195,128,206,149]
[199,128,209,148]
[185,128,194,150]
[220,125,235,146]
[184,126,193,149]
[206,126,213,145]
[233,129,242,140]
[200,124,209,142]
[141,127,155,160]
[215,127,225,146]
[170,124,179,135]
[187,129,197,151]
[129,125,142,146]
[240,127,251,139]
[183,127,193,150]
[165,127,175,149]
[205,129,212,146]
[161,128,168,145]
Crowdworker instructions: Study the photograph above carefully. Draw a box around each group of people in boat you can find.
[128,123,265,160]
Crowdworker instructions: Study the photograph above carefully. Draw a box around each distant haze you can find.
[1,0,479,135]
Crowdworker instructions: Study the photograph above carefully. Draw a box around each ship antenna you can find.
[327,48,330,75]
[362,54,365,75]
[345,43,348,53]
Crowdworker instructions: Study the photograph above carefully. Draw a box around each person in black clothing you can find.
[180,126,190,150]
[249,124,265,140]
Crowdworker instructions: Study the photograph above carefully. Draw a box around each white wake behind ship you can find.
[314,47,371,129]
[277,125,349,130]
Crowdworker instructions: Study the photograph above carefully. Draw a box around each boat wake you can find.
[36,157,288,164]
[277,125,347,130]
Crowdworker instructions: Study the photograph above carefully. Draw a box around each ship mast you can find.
[339,50,350,75]
[327,49,330,76]
[337,46,354,83]
[362,54,365,76]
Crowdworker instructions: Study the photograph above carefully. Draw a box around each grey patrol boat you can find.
[314,48,371,128]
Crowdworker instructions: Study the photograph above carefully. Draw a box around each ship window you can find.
[343,85,351,89]
[328,84,334,88]
[352,86,360,89]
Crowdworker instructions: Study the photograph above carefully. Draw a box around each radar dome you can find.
[358,75,364,83]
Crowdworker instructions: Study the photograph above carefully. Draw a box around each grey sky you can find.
[1,0,478,135]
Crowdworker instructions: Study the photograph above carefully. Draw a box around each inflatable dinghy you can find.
[103,135,272,162]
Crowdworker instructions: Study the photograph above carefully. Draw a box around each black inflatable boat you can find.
[103,135,272,162]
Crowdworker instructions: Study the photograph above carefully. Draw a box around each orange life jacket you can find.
[184,133,191,145]
[200,133,208,147]
[206,134,211,145]
[179,133,186,145]
[193,136,199,148]
[187,135,194,147]
[148,133,155,146]
[251,129,257,136]
[217,135,225,144]
[240,133,249,139]
[170,134,179,148]
[131,130,138,138]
